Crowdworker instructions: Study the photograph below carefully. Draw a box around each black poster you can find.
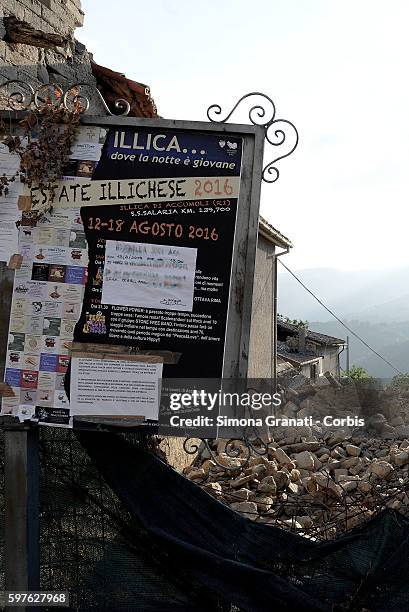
[73,127,243,378]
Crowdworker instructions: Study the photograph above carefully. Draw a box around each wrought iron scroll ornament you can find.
[207,92,298,183]
[0,79,131,116]
[184,424,270,473]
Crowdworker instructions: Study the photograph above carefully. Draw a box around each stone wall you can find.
[0,0,104,112]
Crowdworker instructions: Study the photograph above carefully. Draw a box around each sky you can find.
[80,0,409,271]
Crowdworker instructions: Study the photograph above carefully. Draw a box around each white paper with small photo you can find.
[22,353,40,370]
[28,299,44,316]
[32,246,68,264]
[54,389,69,408]
[43,300,63,318]
[54,228,71,246]
[9,314,26,334]
[27,281,48,300]
[36,388,53,407]
[61,283,83,302]
[40,209,72,229]
[24,335,42,354]
[62,300,81,321]
[67,247,88,266]
[14,262,32,282]
[8,332,25,352]
[37,371,56,390]
[1,392,20,415]
[19,225,37,246]
[60,319,76,340]
[11,298,28,317]
[20,388,36,406]
[36,226,55,245]
[26,315,44,336]
[45,282,64,301]
[6,350,23,369]
[15,405,36,422]
[59,339,72,355]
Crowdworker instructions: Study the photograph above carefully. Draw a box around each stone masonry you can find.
[0,0,104,112]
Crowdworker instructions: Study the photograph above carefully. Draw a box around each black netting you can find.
[38,428,214,610]
[1,428,409,611]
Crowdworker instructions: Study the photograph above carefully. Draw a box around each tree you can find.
[343,365,372,380]
[390,373,409,392]
[278,314,309,329]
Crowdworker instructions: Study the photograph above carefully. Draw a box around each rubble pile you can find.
[183,384,409,540]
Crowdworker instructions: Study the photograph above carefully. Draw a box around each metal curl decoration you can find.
[94,88,131,117]
[0,78,131,117]
[0,79,35,110]
[184,432,269,474]
[207,92,298,183]
[34,83,64,110]
[63,82,91,114]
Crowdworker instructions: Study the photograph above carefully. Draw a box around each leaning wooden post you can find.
[4,423,40,592]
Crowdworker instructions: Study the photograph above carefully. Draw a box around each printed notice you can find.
[70,357,163,419]
[101,240,197,311]
[0,144,23,262]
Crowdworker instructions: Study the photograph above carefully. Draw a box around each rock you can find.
[203,482,222,497]
[349,459,366,476]
[394,425,409,438]
[265,460,279,476]
[293,451,315,471]
[313,473,343,500]
[341,480,358,492]
[345,444,361,457]
[272,448,293,466]
[334,468,348,482]
[274,470,291,490]
[253,496,273,512]
[186,468,206,481]
[251,464,267,477]
[358,480,372,493]
[369,461,394,479]
[313,455,323,470]
[316,447,330,457]
[281,519,302,530]
[327,427,352,446]
[248,456,267,467]
[217,454,243,470]
[342,456,360,467]
[283,441,321,453]
[394,452,409,467]
[232,488,251,501]
[288,482,299,494]
[290,468,301,482]
[257,476,277,495]
[297,515,313,529]
[302,476,318,494]
[202,459,216,473]
[230,501,258,520]
[231,474,255,488]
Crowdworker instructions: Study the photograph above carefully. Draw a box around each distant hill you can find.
[307,320,409,378]
[277,266,409,378]
[278,266,409,322]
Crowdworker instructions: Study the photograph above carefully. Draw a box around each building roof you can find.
[277,341,322,366]
[91,62,157,118]
[277,319,345,346]
[258,216,293,249]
